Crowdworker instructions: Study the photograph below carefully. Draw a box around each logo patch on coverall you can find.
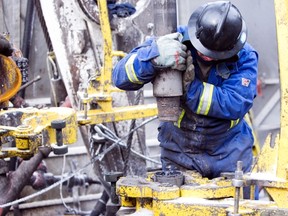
[242,78,251,87]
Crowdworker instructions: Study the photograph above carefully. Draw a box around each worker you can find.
[112,1,258,179]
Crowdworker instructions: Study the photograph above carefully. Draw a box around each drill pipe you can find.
[152,0,182,122]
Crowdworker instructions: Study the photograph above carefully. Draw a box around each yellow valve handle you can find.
[0,54,22,103]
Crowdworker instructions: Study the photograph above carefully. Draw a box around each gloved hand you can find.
[152,32,187,71]
[0,34,13,57]
[182,50,195,92]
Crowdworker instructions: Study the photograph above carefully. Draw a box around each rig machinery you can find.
[0,0,287,216]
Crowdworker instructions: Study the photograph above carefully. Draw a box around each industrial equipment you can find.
[0,107,77,159]
[0,0,159,214]
[114,0,288,215]
[0,0,157,159]
[0,54,22,108]
[152,0,183,122]
[0,0,286,215]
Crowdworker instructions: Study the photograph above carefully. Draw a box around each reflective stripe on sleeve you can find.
[230,119,240,128]
[125,54,143,84]
[176,109,186,128]
[196,82,214,115]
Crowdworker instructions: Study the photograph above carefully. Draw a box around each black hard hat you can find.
[188,1,247,60]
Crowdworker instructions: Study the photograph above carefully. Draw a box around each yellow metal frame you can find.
[77,0,158,125]
[0,107,77,159]
[247,0,288,208]
[116,171,279,216]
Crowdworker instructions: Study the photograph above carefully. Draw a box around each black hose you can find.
[20,0,34,99]
[90,190,109,216]
[22,0,35,58]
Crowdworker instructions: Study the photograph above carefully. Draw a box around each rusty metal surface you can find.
[0,147,52,215]
[155,97,180,122]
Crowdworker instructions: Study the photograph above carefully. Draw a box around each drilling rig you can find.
[0,0,286,215]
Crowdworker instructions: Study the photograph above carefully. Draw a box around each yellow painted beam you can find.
[77,104,158,125]
[274,0,288,179]
[181,185,235,199]
[97,0,113,94]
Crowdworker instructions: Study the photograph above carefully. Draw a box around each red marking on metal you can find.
[175,51,180,65]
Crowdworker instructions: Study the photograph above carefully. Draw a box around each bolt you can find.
[51,120,68,155]
[51,120,66,146]
[236,161,243,174]
[233,161,243,215]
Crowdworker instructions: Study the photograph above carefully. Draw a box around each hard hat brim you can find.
[187,4,247,60]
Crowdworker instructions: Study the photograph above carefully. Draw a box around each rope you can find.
[59,155,75,213]
[34,0,53,51]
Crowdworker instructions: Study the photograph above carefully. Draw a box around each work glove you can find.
[0,34,13,56]
[152,32,187,71]
[182,50,195,92]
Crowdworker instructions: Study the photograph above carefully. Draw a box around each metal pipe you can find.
[153,0,177,36]
[18,75,41,91]
[152,0,181,122]
[0,147,51,215]
[90,191,109,216]
[21,0,35,58]
[19,0,35,99]
[14,193,102,210]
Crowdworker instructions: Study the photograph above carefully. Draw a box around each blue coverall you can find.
[112,26,258,179]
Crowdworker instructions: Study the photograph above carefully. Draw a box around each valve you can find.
[51,120,68,155]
